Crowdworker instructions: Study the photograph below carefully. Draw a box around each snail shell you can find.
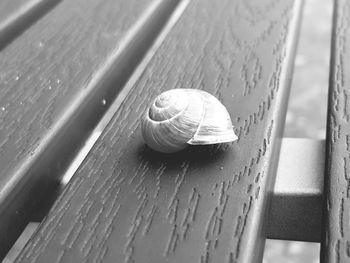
[141,89,238,153]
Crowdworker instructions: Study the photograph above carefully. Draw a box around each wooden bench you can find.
[0,0,340,262]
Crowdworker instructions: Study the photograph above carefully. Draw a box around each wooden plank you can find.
[17,0,303,262]
[321,0,350,262]
[0,0,61,50]
[0,0,179,259]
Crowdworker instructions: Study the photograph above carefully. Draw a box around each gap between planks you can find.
[0,0,61,50]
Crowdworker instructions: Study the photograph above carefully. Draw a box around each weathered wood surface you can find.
[0,0,178,259]
[322,0,350,262]
[17,0,303,262]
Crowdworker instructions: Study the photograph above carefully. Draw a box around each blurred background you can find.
[263,0,332,262]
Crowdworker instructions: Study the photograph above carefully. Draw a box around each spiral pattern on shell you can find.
[141,89,238,153]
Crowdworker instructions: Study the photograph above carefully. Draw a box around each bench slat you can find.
[322,0,350,262]
[0,0,178,259]
[17,0,303,262]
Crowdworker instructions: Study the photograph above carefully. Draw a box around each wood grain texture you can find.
[322,0,350,262]
[17,0,303,262]
[0,0,177,259]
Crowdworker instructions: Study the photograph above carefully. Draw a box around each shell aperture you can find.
[141,89,238,153]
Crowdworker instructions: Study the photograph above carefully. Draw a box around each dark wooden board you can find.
[0,0,178,259]
[322,0,350,262]
[17,0,303,262]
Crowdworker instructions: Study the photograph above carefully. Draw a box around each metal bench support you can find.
[268,138,324,242]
